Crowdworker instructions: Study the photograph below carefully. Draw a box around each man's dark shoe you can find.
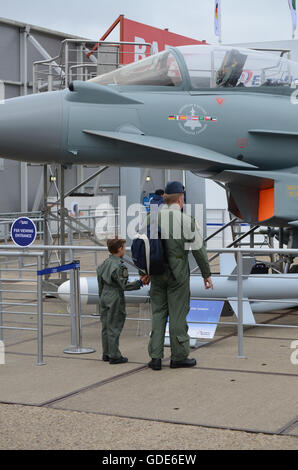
[170,358,197,368]
[102,354,110,362]
[148,358,162,370]
[109,356,128,364]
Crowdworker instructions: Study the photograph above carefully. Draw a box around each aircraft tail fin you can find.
[220,253,237,275]
[228,298,256,324]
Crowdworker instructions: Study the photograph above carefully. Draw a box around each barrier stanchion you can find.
[237,251,245,359]
[64,260,95,354]
[0,267,2,343]
[37,255,46,365]
[68,248,77,347]
[37,260,95,355]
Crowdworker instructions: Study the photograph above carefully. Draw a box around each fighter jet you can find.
[1,45,298,232]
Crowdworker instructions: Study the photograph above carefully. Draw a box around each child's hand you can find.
[140,275,150,285]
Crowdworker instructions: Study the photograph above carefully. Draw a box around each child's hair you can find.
[107,237,126,254]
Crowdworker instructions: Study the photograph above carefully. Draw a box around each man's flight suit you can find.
[97,255,141,360]
[148,203,211,362]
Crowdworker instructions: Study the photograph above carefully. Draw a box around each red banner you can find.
[120,17,206,64]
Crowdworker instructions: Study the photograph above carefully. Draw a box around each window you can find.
[88,50,183,87]
[177,45,298,89]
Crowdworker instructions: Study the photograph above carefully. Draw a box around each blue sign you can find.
[186,300,224,339]
[11,217,37,247]
[165,300,224,341]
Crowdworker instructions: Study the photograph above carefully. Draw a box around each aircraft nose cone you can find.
[0,91,63,162]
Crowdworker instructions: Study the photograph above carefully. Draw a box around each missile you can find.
[58,276,150,305]
[58,270,298,321]
[58,274,298,306]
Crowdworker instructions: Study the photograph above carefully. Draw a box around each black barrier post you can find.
[37,260,95,355]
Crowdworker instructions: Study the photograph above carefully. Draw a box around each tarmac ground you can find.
[0,247,297,450]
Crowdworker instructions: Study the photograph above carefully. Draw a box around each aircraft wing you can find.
[83,130,258,175]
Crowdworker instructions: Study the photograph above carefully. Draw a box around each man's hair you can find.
[155,189,164,196]
[163,193,183,205]
[107,237,126,254]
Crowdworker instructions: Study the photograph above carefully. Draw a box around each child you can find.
[97,238,149,364]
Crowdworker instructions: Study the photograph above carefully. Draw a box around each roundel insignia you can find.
[178,104,208,136]
[121,266,128,279]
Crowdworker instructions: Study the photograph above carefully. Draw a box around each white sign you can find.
[166,300,224,341]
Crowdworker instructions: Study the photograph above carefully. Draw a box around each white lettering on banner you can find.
[134,36,147,61]
[151,41,159,55]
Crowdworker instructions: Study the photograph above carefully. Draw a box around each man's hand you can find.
[141,275,150,285]
[204,277,213,290]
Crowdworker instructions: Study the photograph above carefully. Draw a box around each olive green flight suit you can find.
[97,255,141,360]
[148,204,211,362]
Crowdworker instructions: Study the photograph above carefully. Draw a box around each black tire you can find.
[289,264,298,273]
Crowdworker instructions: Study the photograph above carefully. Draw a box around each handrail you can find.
[2,245,298,255]
[204,216,238,242]
[191,224,260,273]
[33,39,153,93]
[1,244,298,362]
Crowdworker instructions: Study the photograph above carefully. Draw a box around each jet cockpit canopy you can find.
[177,45,298,90]
[88,44,298,90]
[88,49,183,87]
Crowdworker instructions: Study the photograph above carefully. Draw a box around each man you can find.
[149,189,165,208]
[148,181,213,371]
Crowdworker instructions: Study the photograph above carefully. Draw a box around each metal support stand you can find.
[37,256,46,365]
[64,260,95,354]
[59,165,67,281]
[279,228,284,272]
[41,164,110,282]
[237,251,246,359]
[43,165,50,275]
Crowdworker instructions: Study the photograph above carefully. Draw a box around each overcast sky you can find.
[0,0,295,44]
